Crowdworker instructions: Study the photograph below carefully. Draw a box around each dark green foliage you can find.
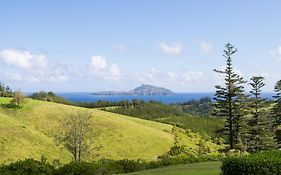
[0,82,13,97]
[54,161,99,175]
[272,80,281,144]
[213,43,247,150]
[107,100,224,137]
[108,100,185,120]
[29,91,73,105]
[167,145,186,156]
[0,158,55,175]
[77,100,120,108]
[221,150,281,175]
[0,156,222,175]
[155,115,224,138]
[180,97,213,116]
[247,76,276,152]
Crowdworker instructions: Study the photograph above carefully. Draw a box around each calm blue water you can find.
[56,92,275,104]
[57,92,213,104]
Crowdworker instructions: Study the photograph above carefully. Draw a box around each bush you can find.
[97,159,146,174]
[10,90,26,107]
[55,161,99,175]
[221,150,281,175]
[0,158,55,175]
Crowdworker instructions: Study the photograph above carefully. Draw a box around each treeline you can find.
[107,100,185,119]
[107,100,224,137]
[213,43,281,153]
[29,91,73,105]
[178,97,213,117]
[0,82,13,97]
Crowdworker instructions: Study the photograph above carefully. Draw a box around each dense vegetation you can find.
[0,156,221,175]
[213,43,280,153]
[29,91,73,105]
[106,100,224,138]
[179,97,213,117]
[221,150,281,175]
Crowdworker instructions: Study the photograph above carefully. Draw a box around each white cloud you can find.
[0,49,68,83]
[90,55,107,71]
[4,73,23,81]
[269,45,281,61]
[114,45,127,53]
[34,55,48,68]
[134,68,204,86]
[182,71,204,82]
[0,49,33,68]
[110,64,121,77]
[159,42,183,56]
[200,41,212,54]
[89,55,123,81]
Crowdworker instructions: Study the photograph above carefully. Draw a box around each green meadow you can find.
[122,161,221,175]
[0,97,222,164]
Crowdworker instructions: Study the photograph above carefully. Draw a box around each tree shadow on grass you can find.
[0,103,22,110]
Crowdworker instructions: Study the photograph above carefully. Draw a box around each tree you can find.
[213,43,247,150]
[10,90,26,107]
[58,111,93,161]
[247,76,276,152]
[0,82,13,97]
[272,80,281,144]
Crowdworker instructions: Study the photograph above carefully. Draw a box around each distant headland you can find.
[91,84,175,96]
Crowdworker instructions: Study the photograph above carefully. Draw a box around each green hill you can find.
[0,97,222,164]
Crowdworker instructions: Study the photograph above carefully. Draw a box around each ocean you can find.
[56,92,275,104]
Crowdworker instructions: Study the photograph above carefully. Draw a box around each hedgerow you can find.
[221,150,281,175]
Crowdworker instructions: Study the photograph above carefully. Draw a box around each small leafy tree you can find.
[58,111,93,161]
[10,90,26,107]
[248,76,276,152]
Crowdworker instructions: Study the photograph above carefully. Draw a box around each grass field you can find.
[0,97,175,163]
[0,97,222,164]
[123,161,221,175]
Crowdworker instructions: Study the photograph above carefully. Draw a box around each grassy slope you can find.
[123,161,221,175]
[0,98,174,164]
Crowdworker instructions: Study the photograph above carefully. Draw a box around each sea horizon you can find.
[33,92,274,104]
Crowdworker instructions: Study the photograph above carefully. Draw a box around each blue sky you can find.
[0,0,281,92]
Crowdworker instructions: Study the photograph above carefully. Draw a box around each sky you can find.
[0,0,281,92]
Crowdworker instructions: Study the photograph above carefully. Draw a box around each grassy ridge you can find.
[0,98,174,163]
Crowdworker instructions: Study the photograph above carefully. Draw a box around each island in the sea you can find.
[91,84,175,96]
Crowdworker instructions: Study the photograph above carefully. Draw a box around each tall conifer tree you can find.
[213,43,247,150]
[248,76,276,152]
[272,80,281,144]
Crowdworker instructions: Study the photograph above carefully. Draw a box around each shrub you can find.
[10,90,26,107]
[97,159,146,174]
[221,150,281,175]
[0,158,55,175]
[55,161,99,175]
